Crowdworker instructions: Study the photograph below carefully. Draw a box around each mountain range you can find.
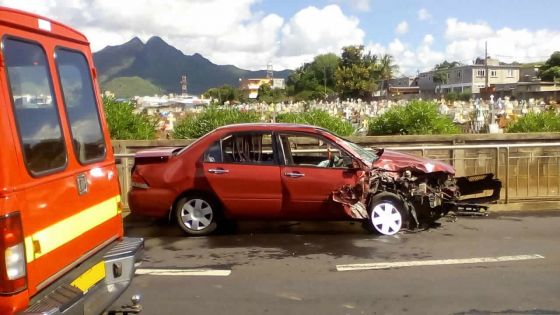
[93,36,292,98]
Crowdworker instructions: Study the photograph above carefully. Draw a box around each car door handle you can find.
[284,172,305,178]
[208,168,229,174]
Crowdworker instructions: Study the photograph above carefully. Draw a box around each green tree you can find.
[102,96,157,139]
[277,109,355,136]
[367,100,460,135]
[172,106,260,139]
[377,54,399,89]
[507,111,560,133]
[203,85,244,104]
[445,91,472,102]
[539,51,560,81]
[335,45,378,99]
[432,61,461,92]
[286,53,340,100]
[257,83,273,102]
[257,83,287,103]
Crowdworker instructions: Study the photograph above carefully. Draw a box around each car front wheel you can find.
[175,194,219,236]
[367,192,409,235]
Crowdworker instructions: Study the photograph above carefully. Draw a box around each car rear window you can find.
[3,37,67,175]
[55,48,106,163]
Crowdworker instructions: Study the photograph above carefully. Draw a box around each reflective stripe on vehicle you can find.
[24,196,121,263]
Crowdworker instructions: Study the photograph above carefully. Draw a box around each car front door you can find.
[202,132,282,218]
[278,132,359,219]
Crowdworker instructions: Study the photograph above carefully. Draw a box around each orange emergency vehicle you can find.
[0,7,143,314]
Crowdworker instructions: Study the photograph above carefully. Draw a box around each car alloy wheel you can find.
[175,194,219,235]
[181,198,213,230]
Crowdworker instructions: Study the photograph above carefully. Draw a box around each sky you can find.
[2,0,559,75]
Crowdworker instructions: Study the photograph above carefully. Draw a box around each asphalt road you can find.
[111,211,560,315]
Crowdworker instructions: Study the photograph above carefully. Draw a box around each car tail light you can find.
[0,212,27,294]
[131,172,149,189]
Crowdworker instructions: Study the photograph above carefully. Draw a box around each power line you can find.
[492,54,549,60]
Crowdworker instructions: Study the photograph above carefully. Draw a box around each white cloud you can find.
[331,0,370,12]
[388,39,405,56]
[418,8,431,21]
[442,18,560,65]
[445,18,493,40]
[1,0,259,49]
[423,34,434,46]
[395,21,408,35]
[0,1,366,70]
[366,34,445,75]
[365,16,560,76]
[2,2,557,75]
[278,5,364,66]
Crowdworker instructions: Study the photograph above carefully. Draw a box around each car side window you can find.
[204,141,222,163]
[3,38,67,176]
[55,48,106,163]
[279,133,352,168]
[205,132,275,165]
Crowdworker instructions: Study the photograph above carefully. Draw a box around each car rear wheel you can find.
[175,194,219,236]
[367,192,409,236]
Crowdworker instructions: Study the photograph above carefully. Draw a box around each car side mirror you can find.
[349,158,363,170]
[373,147,384,157]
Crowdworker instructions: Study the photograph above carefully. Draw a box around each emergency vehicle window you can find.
[55,48,106,163]
[3,38,67,175]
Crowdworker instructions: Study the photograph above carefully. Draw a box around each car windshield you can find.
[343,140,380,164]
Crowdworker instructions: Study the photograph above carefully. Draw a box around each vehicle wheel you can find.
[175,194,219,236]
[367,192,409,235]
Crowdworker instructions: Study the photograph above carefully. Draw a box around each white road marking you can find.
[136,268,231,276]
[336,254,545,272]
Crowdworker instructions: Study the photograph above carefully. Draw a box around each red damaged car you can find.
[128,123,500,236]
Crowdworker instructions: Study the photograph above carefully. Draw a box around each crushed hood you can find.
[372,149,455,174]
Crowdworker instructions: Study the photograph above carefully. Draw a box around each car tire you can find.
[175,194,219,236]
[367,192,409,235]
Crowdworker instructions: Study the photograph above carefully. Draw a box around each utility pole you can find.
[484,41,489,89]
[555,75,557,103]
[323,67,327,98]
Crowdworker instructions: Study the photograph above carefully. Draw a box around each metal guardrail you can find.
[114,142,560,206]
[381,142,560,204]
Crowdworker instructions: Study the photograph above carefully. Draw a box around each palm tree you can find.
[433,61,461,94]
[379,54,398,79]
[378,54,399,91]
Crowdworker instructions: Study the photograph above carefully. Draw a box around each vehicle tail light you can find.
[131,172,149,189]
[0,212,27,294]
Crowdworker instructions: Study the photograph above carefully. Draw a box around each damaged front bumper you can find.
[455,173,502,204]
[447,173,502,216]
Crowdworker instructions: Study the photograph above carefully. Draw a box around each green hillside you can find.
[93,36,292,96]
[101,76,163,98]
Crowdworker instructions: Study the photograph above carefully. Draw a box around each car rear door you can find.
[278,132,358,219]
[202,131,282,218]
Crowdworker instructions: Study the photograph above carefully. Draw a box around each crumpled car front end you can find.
[332,148,501,231]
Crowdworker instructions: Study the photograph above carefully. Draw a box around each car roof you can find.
[214,123,329,133]
[0,6,89,44]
